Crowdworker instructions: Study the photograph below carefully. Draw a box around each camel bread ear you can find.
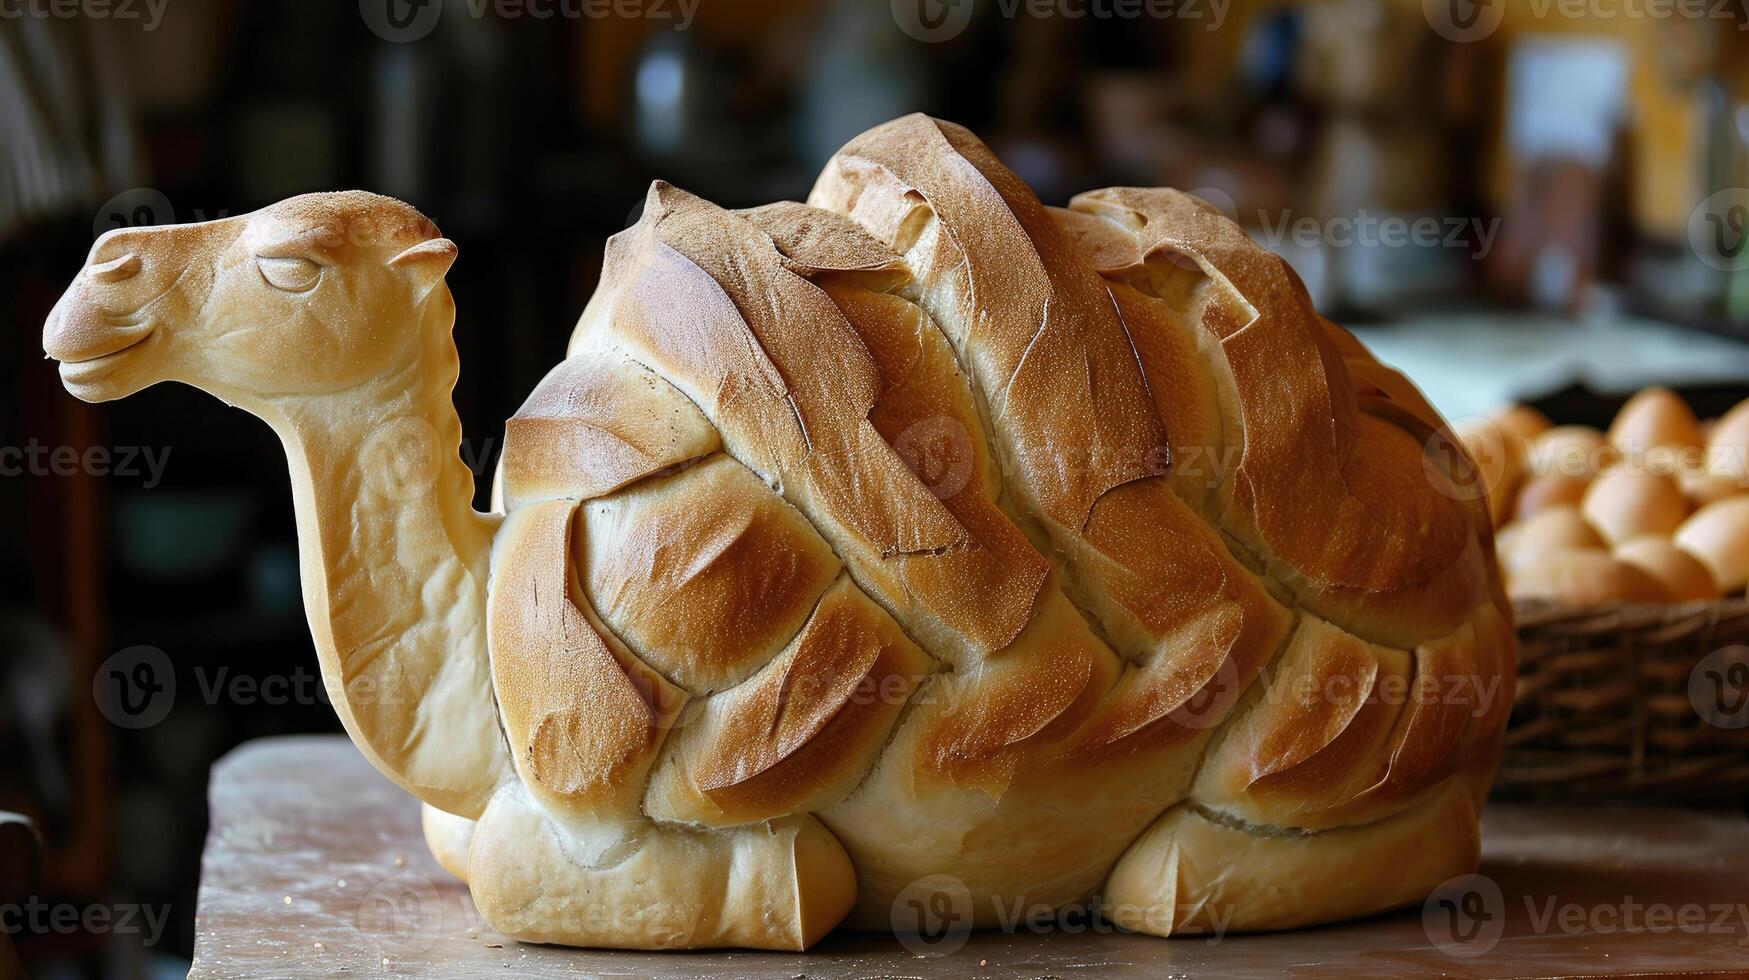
[389,238,457,300]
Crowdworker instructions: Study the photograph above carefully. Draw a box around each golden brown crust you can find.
[1344,601,1510,812]
[915,592,1121,793]
[819,593,1173,929]
[1105,279,1229,506]
[1057,186,1489,648]
[821,280,1049,659]
[502,349,719,509]
[588,183,969,556]
[1193,615,1412,829]
[571,183,1045,663]
[487,500,685,817]
[481,115,1517,945]
[578,454,842,693]
[737,201,909,288]
[1195,597,1511,831]
[1050,476,1295,756]
[1320,315,1450,440]
[808,114,1172,533]
[645,575,932,825]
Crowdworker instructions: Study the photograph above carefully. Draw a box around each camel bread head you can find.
[46,191,456,407]
[43,191,509,821]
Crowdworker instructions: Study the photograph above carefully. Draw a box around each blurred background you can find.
[3,0,1749,975]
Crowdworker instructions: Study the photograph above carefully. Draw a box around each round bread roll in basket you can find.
[1484,389,1749,804]
[42,115,1512,950]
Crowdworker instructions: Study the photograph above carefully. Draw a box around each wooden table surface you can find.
[191,736,1749,978]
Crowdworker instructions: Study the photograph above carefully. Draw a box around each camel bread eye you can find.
[256,256,321,292]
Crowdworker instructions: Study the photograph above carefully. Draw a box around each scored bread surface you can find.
[489,114,1512,937]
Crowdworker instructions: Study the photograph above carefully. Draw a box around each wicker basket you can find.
[1498,598,1749,802]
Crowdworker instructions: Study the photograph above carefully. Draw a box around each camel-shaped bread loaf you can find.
[45,114,1513,950]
